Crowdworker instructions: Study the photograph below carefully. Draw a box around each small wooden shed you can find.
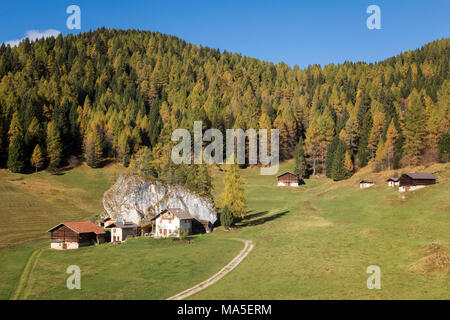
[277,172,304,187]
[48,221,106,250]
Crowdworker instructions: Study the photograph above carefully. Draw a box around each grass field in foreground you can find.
[0,161,449,299]
[23,236,242,300]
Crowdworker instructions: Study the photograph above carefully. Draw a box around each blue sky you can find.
[0,0,448,68]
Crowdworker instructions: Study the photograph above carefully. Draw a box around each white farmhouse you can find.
[152,208,195,238]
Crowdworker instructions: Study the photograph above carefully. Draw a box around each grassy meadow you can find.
[0,161,449,299]
[20,236,242,300]
[191,161,450,299]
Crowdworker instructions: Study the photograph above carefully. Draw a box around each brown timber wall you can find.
[51,225,78,243]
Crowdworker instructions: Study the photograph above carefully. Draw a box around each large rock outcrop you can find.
[102,174,217,226]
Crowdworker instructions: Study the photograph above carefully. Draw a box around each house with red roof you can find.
[47,221,106,250]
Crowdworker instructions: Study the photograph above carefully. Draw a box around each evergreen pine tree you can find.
[325,137,339,178]
[294,138,308,178]
[438,133,450,163]
[331,141,347,181]
[7,111,26,173]
[220,205,233,230]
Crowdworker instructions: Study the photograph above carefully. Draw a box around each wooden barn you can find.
[386,177,400,187]
[399,173,437,192]
[360,180,374,189]
[48,221,106,250]
[277,172,304,187]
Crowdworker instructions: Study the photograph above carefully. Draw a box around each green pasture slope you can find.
[192,161,450,299]
[0,164,117,248]
[0,161,449,299]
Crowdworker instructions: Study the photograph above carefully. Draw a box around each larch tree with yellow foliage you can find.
[31,144,44,172]
[219,156,247,219]
[384,120,399,170]
[344,151,354,174]
[374,139,387,172]
[368,111,386,160]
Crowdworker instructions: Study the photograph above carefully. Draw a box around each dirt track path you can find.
[10,248,43,300]
[167,238,254,300]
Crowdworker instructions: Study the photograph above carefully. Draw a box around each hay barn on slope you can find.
[399,173,436,192]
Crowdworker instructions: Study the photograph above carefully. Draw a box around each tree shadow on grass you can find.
[236,210,289,228]
[231,210,268,224]
[244,210,269,220]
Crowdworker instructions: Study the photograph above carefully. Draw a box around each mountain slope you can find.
[0,30,448,174]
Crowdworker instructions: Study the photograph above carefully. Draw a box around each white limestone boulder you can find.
[102,174,217,225]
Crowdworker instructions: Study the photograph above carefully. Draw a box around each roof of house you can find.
[47,221,106,234]
[166,208,195,220]
[402,173,437,180]
[151,208,197,221]
[360,180,374,184]
[104,219,115,227]
[109,221,138,229]
[386,177,400,182]
[277,171,299,178]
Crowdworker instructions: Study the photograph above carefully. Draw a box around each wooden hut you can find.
[277,172,304,187]
[399,173,436,192]
[48,221,106,250]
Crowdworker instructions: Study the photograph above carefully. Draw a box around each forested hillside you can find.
[0,28,448,180]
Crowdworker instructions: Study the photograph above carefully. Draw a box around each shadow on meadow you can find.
[237,210,289,228]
